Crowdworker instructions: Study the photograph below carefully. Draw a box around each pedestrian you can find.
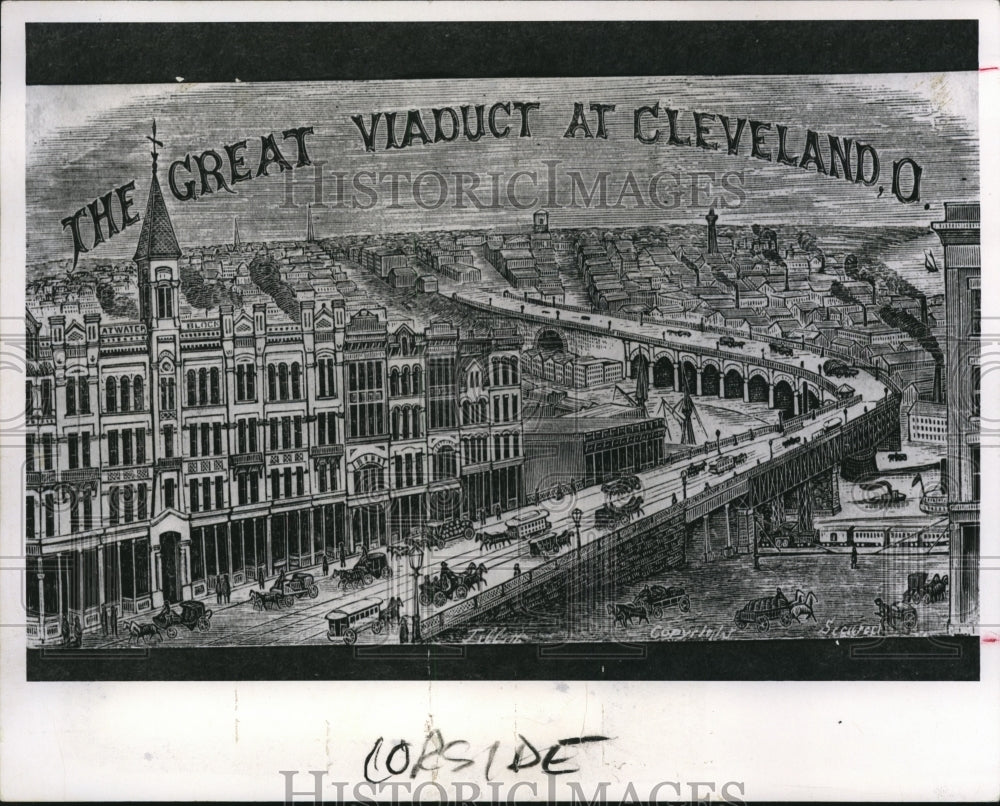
[61,614,71,647]
[224,573,231,604]
[851,545,858,570]
[257,565,265,590]
[100,603,108,637]
[399,617,409,644]
[494,503,502,522]
[480,507,487,527]
[216,574,222,605]
[340,543,346,569]
[322,554,329,576]
[111,603,118,637]
[513,563,521,578]
[73,616,83,648]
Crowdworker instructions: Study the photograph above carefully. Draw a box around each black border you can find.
[27,21,979,84]
[28,638,979,681]
[23,19,980,682]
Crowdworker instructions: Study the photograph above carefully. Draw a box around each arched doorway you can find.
[652,356,675,389]
[160,531,181,604]
[701,364,720,396]
[681,361,698,394]
[630,353,649,380]
[724,368,744,399]
[773,379,795,418]
[748,374,769,403]
[535,328,565,353]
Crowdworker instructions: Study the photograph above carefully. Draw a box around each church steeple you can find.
[135,121,181,326]
[233,217,242,251]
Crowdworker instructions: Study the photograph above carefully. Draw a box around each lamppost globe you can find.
[571,508,583,528]
[407,544,424,574]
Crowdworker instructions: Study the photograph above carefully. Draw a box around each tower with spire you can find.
[135,119,181,329]
[231,217,242,252]
[705,207,719,254]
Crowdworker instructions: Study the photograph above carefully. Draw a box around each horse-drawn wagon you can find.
[420,518,476,550]
[332,552,392,590]
[528,529,573,557]
[593,495,644,530]
[735,592,794,631]
[635,584,690,618]
[903,571,948,604]
[419,562,488,608]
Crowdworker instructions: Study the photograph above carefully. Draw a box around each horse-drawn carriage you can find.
[419,562,488,607]
[326,598,384,645]
[903,571,948,604]
[601,474,642,499]
[593,495,644,530]
[681,460,707,481]
[634,584,690,618]
[332,552,392,590]
[735,592,794,631]
[875,597,918,634]
[528,529,573,557]
[152,599,213,638]
[420,518,476,550]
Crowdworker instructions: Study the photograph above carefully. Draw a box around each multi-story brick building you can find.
[932,201,980,634]
[23,156,524,644]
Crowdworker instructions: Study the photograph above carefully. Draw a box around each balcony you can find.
[156,456,183,471]
[309,444,345,459]
[60,467,100,485]
[231,452,264,468]
[26,470,58,489]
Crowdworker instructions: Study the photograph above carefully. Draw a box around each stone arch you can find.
[681,360,698,394]
[535,328,566,353]
[747,373,770,403]
[630,353,649,380]
[773,379,795,418]
[652,356,675,389]
[723,368,744,399]
[701,363,720,396]
[804,383,821,412]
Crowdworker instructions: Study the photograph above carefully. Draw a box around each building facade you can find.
[932,202,980,634]
[23,158,525,644]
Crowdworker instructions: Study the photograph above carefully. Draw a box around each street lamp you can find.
[571,508,583,551]
[407,544,424,643]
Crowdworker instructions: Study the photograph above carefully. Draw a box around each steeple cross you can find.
[147,119,164,171]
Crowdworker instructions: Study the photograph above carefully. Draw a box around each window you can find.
[190,479,200,513]
[68,433,79,469]
[186,370,197,406]
[269,420,278,450]
[200,423,210,457]
[188,424,198,457]
[279,364,289,400]
[66,378,77,415]
[137,484,147,520]
[135,428,145,464]
[25,496,35,539]
[41,379,52,415]
[122,430,133,466]
[971,445,980,501]
[970,289,981,336]
[215,476,224,509]
[157,285,173,319]
[201,478,211,511]
[270,469,280,500]
[163,425,174,458]
[26,434,35,472]
[120,376,131,412]
[972,365,980,416]
[164,478,176,509]
[283,468,292,498]
[106,377,117,412]
[294,416,303,448]
[296,467,304,497]
[282,417,291,450]
[291,363,302,399]
[198,369,208,406]
[268,365,277,401]
[210,368,221,404]
[213,423,223,455]
[108,431,119,466]
[26,380,34,417]
[318,358,336,397]
[133,376,144,410]
[236,364,256,402]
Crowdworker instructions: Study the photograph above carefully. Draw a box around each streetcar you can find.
[505,510,551,542]
[325,597,385,645]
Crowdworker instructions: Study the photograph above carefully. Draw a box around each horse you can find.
[476,531,511,552]
[790,590,817,622]
[607,602,649,629]
[463,562,489,591]
[126,620,162,646]
[929,573,949,603]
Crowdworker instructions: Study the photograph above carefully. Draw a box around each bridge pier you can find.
[674,363,680,390]
[768,384,775,408]
[696,369,703,396]
[742,383,749,404]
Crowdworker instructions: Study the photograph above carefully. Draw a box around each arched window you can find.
[389,369,399,397]
[492,358,500,386]
[106,377,117,412]
[267,365,277,401]
[291,362,302,399]
[479,400,488,424]
[197,368,208,406]
[209,368,221,404]
[412,366,422,395]
[119,376,131,412]
[412,407,422,439]
[400,366,411,396]
[186,370,196,406]
[401,406,411,440]
[133,376,144,410]
[392,408,400,440]
[278,363,289,401]
[501,358,510,387]
[462,401,471,425]
[510,357,519,384]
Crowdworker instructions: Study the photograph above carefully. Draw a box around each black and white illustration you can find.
[22,70,980,658]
